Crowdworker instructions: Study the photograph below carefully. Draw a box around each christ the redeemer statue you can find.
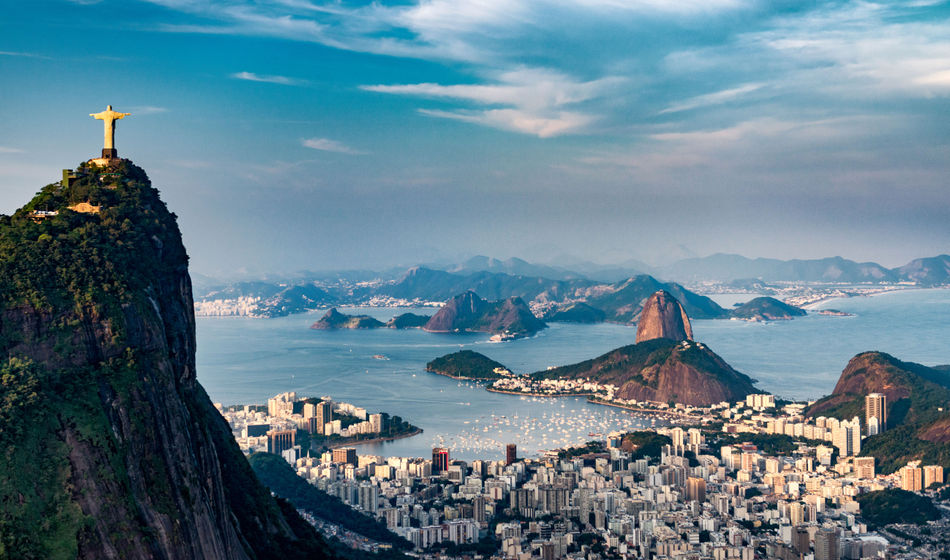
[90,105,130,159]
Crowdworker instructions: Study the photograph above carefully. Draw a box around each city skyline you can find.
[2,0,949,276]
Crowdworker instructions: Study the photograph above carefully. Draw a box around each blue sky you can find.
[2,0,949,276]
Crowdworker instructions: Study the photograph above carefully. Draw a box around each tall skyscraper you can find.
[833,418,861,457]
[901,464,923,491]
[792,526,810,554]
[308,401,333,435]
[865,393,886,435]
[432,447,450,474]
[686,477,706,502]
[815,528,839,560]
[506,443,517,466]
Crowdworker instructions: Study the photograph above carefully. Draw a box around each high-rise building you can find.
[506,443,517,466]
[333,447,358,466]
[358,482,378,513]
[815,528,839,560]
[923,465,944,489]
[865,393,886,435]
[267,429,296,455]
[369,413,384,433]
[792,526,810,554]
[900,464,923,491]
[686,477,706,502]
[832,418,861,457]
[433,447,450,474]
[671,427,685,455]
[308,401,333,435]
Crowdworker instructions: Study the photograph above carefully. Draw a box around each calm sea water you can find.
[196,289,950,460]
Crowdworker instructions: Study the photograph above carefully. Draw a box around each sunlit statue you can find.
[90,105,130,159]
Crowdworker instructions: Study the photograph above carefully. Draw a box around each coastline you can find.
[318,428,424,450]
[585,397,698,421]
[483,387,699,422]
[427,369,498,382]
[485,387,595,398]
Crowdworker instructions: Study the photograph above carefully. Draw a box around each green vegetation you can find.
[558,440,607,459]
[308,412,420,450]
[856,489,941,527]
[311,308,385,329]
[426,350,510,379]
[729,297,806,320]
[249,453,412,550]
[860,425,950,474]
[530,338,677,383]
[807,352,950,473]
[545,302,606,323]
[0,162,341,558]
[620,431,672,460]
[706,433,827,457]
[386,312,430,328]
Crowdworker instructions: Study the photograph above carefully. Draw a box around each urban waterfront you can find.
[196,289,950,461]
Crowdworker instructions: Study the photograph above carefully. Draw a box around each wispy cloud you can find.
[743,2,950,98]
[231,71,305,86]
[302,137,366,155]
[659,83,764,114]
[0,147,24,154]
[0,50,49,59]
[364,68,625,137]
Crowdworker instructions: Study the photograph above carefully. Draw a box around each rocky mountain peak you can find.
[635,290,693,343]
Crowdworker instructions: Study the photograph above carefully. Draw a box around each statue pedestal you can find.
[102,148,118,159]
[88,156,124,167]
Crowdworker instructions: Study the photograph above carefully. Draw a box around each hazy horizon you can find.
[2,1,949,276]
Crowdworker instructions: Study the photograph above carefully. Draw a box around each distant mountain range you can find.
[193,253,950,318]
[444,253,950,285]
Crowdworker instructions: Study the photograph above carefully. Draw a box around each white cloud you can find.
[302,137,366,154]
[363,68,624,137]
[746,2,950,98]
[231,71,305,85]
[0,51,48,59]
[0,147,24,154]
[659,83,764,114]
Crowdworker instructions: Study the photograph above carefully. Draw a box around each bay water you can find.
[196,288,950,460]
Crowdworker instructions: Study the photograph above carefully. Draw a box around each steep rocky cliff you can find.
[424,291,546,337]
[0,160,333,558]
[585,275,727,323]
[635,290,693,343]
[531,338,757,406]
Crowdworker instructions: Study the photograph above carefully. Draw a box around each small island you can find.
[729,296,806,321]
[816,308,853,317]
[386,312,432,328]
[310,308,385,329]
[423,291,547,339]
[426,350,513,380]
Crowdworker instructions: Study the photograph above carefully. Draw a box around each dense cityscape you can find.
[219,390,948,559]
